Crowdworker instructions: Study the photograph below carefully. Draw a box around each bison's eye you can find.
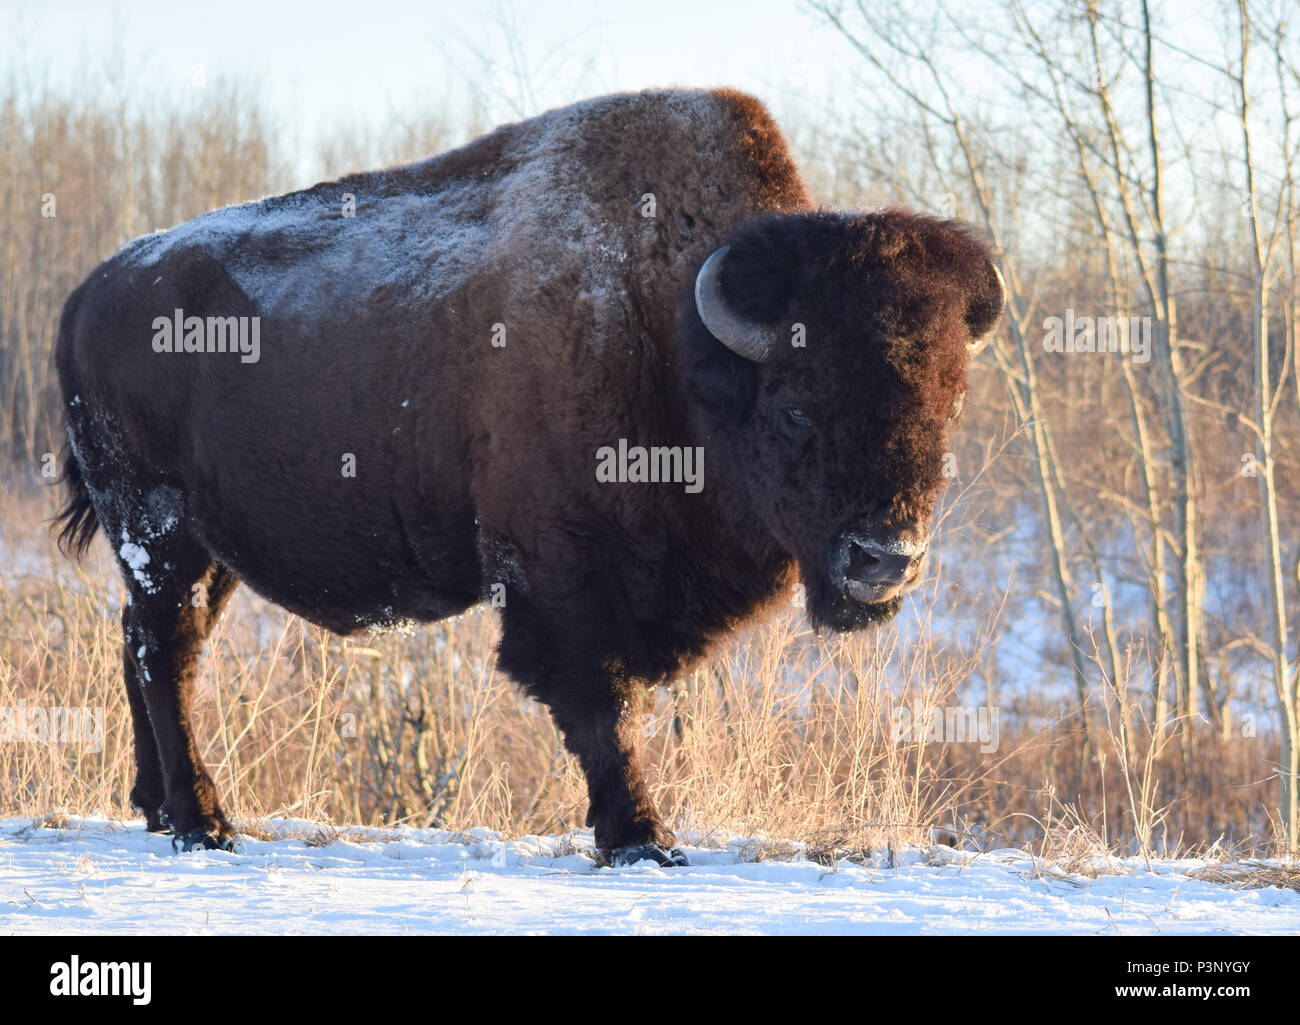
[786,407,813,428]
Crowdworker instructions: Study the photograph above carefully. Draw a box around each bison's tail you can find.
[54,445,100,558]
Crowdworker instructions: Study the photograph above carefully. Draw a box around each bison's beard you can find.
[804,577,905,633]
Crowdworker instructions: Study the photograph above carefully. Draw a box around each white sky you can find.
[2,0,851,162]
[0,0,1274,217]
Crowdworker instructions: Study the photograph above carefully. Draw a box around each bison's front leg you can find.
[543,678,685,866]
[494,562,685,866]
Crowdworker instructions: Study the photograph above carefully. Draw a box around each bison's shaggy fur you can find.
[55,88,1001,862]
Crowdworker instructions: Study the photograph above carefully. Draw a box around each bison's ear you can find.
[965,262,1006,355]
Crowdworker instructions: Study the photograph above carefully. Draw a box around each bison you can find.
[54,88,1003,866]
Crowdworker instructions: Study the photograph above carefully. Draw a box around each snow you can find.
[116,534,155,593]
[2,817,1296,935]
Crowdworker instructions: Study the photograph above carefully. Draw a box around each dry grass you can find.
[0,483,1284,859]
[1189,863,1300,893]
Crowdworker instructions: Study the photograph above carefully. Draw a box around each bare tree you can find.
[1232,0,1299,847]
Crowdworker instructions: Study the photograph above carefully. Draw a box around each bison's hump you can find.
[113,89,808,337]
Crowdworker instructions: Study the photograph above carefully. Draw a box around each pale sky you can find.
[2,0,851,166]
[0,0,1268,214]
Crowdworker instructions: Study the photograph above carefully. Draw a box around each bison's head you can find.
[677,209,1004,631]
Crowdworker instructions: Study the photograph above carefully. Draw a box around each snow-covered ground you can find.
[2,817,1297,935]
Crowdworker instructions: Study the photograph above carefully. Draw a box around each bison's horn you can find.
[694,245,779,363]
[968,266,1007,356]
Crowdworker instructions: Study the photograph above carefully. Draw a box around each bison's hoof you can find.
[131,796,168,833]
[607,844,688,868]
[173,830,238,854]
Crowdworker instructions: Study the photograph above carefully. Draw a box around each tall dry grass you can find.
[0,483,1281,857]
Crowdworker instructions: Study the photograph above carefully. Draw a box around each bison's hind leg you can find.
[120,596,166,833]
[115,522,240,850]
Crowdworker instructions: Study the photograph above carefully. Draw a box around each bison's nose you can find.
[835,528,928,594]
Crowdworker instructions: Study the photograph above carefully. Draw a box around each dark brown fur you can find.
[55,89,1001,857]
